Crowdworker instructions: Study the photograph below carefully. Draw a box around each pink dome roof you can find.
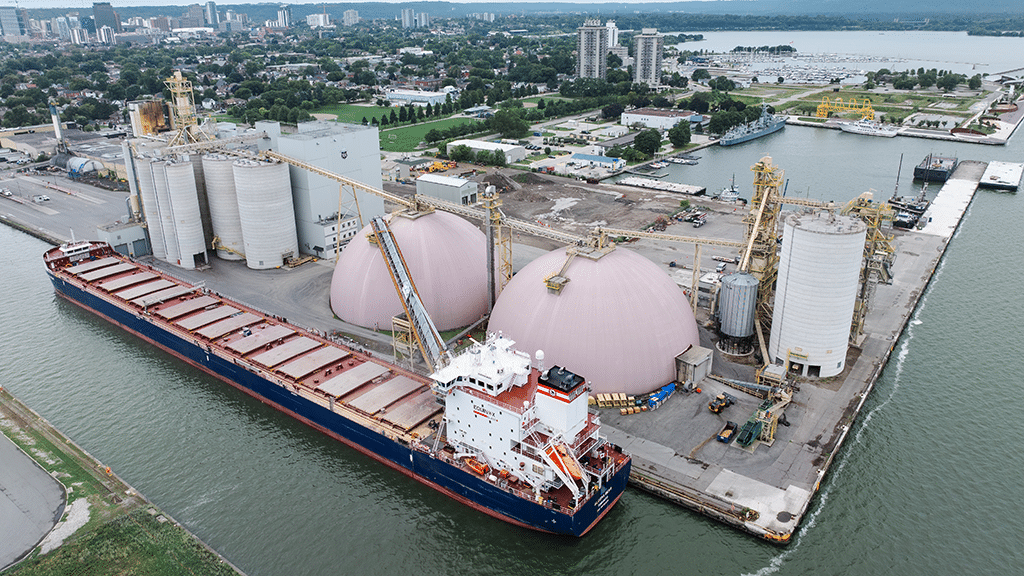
[488,247,699,395]
[330,212,488,332]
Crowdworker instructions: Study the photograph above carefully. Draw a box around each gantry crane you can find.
[815,96,875,120]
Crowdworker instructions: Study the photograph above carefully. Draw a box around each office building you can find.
[92,2,121,33]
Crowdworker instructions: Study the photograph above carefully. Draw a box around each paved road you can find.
[0,433,66,571]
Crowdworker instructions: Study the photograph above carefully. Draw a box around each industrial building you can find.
[415,174,479,205]
[621,108,703,131]
[385,89,453,108]
[446,139,526,164]
[259,121,384,259]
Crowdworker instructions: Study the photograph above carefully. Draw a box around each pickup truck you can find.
[717,421,738,443]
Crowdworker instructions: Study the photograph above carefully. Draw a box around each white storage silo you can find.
[769,211,866,378]
[165,160,207,269]
[135,157,166,260]
[202,154,244,260]
[719,272,759,338]
[187,154,214,247]
[150,160,180,264]
[232,159,298,270]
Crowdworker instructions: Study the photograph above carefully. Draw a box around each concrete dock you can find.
[601,160,990,541]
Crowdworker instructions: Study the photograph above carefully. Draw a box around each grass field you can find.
[379,117,484,152]
[312,103,394,124]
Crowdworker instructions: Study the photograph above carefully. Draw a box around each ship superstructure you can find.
[433,337,616,507]
[43,241,630,536]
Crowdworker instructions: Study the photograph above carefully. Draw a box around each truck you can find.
[717,421,738,443]
[708,393,736,414]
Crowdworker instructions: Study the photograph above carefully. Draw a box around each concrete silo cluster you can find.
[135,152,297,270]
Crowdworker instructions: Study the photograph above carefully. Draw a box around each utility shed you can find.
[675,346,712,387]
[415,173,479,205]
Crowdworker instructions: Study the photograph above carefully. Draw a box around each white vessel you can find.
[838,119,898,138]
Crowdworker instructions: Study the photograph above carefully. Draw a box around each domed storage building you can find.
[330,211,488,332]
[769,211,866,378]
[488,247,700,395]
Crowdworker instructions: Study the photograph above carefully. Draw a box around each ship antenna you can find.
[70,228,76,243]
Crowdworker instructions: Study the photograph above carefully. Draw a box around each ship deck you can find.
[50,250,444,445]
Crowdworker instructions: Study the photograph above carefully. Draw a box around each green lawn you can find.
[379,117,484,152]
[312,103,394,124]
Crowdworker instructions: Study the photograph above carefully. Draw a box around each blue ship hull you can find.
[47,271,630,536]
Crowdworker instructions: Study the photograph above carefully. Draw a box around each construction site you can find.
[1,70,999,544]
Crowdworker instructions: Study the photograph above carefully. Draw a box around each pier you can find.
[602,160,992,541]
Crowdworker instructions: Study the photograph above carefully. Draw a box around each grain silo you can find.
[202,154,244,260]
[187,154,214,247]
[769,211,866,378]
[150,160,180,264]
[330,211,487,332]
[135,157,166,260]
[488,247,700,395]
[717,272,759,355]
[232,159,298,269]
[164,160,207,269]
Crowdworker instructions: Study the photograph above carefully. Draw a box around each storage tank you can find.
[187,154,213,248]
[769,211,866,378]
[330,211,487,332]
[135,157,166,260]
[719,272,759,338]
[150,160,180,264]
[202,154,244,260]
[488,247,700,395]
[232,159,298,269]
[164,160,206,269]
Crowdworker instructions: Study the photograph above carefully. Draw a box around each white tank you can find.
[150,160,180,264]
[135,158,166,260]
[769,211,866,378]
[719,272,759,338]
[164,160,206,269]
[187,154,213,248]
[202,154,245,260]
[232,159,298,270]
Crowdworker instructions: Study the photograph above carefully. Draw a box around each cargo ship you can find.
[43,241,630,536]
[838,118,899,138]
[913,154,958,182]
[719,104,786,146]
